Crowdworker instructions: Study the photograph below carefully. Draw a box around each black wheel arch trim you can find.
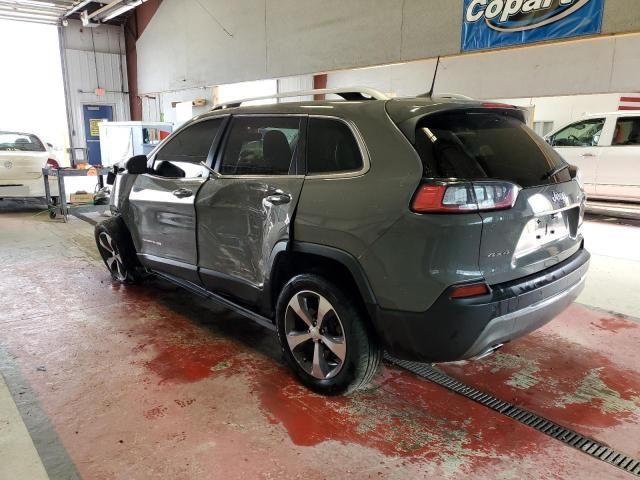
[274,241,378,309]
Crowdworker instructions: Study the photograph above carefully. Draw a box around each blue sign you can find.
[462,0,605,52]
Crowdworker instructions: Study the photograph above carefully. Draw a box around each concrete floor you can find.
[0,199,639,479]
[579,215,640,319]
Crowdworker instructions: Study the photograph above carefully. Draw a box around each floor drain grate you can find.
[385,355,640,477]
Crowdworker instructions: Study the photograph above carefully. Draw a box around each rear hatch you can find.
[0,132,48,181]
[391,103,585,285]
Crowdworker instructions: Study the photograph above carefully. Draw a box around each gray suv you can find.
[96,88,590,395]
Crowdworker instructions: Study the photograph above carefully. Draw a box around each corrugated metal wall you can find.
[61,20,130,162]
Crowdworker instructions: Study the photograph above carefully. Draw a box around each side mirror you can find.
[126,155,148,174]
[545,136,553,146]
[568,164,578,180]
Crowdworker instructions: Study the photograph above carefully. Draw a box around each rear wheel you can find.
[276,274,381,395]
[94,217,143,283]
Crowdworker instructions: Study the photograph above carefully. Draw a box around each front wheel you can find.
[276,274,382,395]
[94,217,143,283]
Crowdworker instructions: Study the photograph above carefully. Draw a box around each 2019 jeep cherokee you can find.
[96,88,590,395]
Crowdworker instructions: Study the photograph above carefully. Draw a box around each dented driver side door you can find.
[196,115,306,306]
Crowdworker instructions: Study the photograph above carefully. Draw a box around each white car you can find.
[546,112,640,202]
[0,130,59,201]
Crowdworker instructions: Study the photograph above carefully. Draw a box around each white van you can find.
[546,112,640,203]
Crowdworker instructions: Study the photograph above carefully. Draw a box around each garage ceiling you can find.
[0,0,75,25]
[0,0,138,26]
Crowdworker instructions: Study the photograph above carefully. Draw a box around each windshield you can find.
[0,132,46,152]
[414,111,571,188]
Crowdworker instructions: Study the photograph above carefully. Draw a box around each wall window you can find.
[219,116,302,175]
[307,118,363,174]
[153,118,222,178]
[533,121,554,138]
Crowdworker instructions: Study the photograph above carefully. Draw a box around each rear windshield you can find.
[0,132,45,152]
[414,111,571,187]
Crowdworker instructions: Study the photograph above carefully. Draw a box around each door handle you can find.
[265,190,291,205]
[172,188,193,198]
[580,153,597,157]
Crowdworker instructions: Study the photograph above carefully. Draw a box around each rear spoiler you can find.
[389,103,528,144]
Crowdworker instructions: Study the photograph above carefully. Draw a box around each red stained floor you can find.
[0,217,638,479]
[439,303,640,458]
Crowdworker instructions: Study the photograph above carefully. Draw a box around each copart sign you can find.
[462,0,604,51]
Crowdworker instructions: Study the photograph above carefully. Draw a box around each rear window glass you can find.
[414,111,571,187]
[0,132,45,152]
[307,118,363,174]
[220,116,302,176]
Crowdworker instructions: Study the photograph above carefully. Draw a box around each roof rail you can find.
[212,86,389,110]
[433,93,474,100]
[416,92,474,100]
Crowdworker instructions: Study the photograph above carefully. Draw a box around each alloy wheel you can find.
[97,232,126,281]
[284,290,346,380]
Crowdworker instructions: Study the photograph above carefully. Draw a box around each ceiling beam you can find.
[0,13,58,24]
[0,9,60,20]
[63,0,94,18]
[0,3,68,15]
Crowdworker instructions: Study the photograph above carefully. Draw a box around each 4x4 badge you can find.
[551,191,569,204]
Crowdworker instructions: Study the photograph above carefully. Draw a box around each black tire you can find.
[94,216,144,283]
[276,274,382,396]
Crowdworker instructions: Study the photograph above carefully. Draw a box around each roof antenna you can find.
[426,56,441,98]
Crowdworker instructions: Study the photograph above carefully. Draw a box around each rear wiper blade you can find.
[542,164,569,180]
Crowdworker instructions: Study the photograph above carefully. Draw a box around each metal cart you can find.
[42,167,111,222]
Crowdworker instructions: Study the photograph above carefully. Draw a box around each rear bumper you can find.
[371,248,590,362]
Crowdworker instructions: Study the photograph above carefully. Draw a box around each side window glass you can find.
[219,117,302,176]
[551,119,605,147]
[153,119,222,178]
[612,118,640,146]
[307,118,363,174]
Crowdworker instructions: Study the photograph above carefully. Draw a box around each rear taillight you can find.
[450,282,490,299]
[411,181,520,214]
[46,158,59,169]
